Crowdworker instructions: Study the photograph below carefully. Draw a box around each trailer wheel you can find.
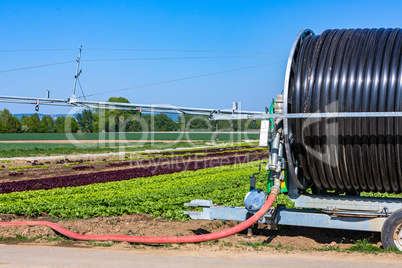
[381,209,402,250]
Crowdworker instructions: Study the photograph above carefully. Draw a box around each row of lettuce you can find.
[0,154,267,193]
[0,161,293,220]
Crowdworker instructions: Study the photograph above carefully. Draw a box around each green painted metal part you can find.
[266,99,287,193]
[267,170,288,194]
[269,100,275,131]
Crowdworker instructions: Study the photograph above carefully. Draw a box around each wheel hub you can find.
[393,223,402,250]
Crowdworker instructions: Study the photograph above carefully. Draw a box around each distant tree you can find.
[97,97,138,132]
[28,114,41,133]
[108,97,130,104]
[0,109,12,133]
[70,117,78,133]
[125,115,144,132]
[64,117,78,133]
[153,114,178,131]
[140,114,152,131]
[41,115,55,133]
[20,115,30,132]
[0,109,12,123]
[76,109,94,132]
[54,117,66,133]
[0,109,21,133]
[7,116,21,133]
[216,120,232,132]
[177,114,211,130]
[92,113,100,132]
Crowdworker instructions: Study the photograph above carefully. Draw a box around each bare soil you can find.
[1,213,401,261]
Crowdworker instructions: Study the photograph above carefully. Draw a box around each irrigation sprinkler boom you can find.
[0,94,401,120]
[0,94,267,119]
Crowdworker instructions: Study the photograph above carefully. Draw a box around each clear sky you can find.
[1,0,402,115]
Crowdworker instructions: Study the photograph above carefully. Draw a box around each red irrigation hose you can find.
[0,194,276,244]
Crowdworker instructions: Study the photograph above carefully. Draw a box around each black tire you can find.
[381,208,402,250]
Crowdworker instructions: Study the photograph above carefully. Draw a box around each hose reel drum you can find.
[283,28,402,194]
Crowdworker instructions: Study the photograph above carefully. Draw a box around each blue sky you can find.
[1,0,402,115]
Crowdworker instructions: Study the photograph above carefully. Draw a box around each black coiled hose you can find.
[289,28,402,193]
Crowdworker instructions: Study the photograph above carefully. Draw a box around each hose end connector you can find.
[270,185,281,196]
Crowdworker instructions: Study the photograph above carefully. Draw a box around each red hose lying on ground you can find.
[0,194,277,244]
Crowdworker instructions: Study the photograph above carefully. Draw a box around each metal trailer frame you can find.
[184,173,402,233]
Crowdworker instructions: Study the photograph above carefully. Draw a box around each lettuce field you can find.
[0,153,267,193]
[0,161,292,220]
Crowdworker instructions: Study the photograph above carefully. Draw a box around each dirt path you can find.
[0,244,401,268]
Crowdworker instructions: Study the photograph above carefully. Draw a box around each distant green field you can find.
[0,132,259,141]
[0,141,210,158]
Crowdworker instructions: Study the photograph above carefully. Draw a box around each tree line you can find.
[0,109,79,133]
[0,97,261,133]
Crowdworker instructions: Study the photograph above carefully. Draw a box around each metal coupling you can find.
[270,185,281,196]
[268,128,284,172]
[273,94,284,114]
[270,172,282,196]
[268,131,281,171]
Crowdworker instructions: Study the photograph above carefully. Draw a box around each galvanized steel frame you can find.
[184,198,390,232]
